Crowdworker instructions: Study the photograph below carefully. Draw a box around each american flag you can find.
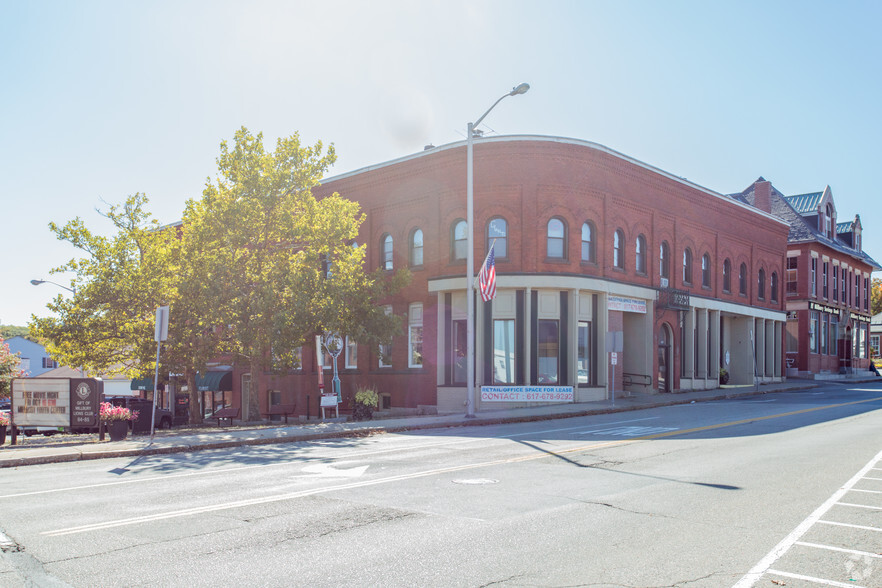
[478,243,497,302]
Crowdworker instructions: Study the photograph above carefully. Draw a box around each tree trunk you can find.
[245,357,262,422]
[187,370,203,425]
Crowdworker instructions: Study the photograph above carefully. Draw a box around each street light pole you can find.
[30,279,75,293]
[465,83,529,419]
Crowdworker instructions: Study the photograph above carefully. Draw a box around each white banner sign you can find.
[607,296,646,313]
[481,386,574,403]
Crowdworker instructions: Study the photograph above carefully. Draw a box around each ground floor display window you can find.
[537,319,559,384]
[493,319,516,384]
[577,321,591,385]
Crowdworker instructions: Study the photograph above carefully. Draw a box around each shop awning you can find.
[196,370,233,392]
[130,378,154,391]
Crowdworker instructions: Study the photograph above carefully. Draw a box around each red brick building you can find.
[206,137,792,419]
[737,180,881,378]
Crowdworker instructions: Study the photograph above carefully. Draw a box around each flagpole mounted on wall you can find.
[465,84,529,419]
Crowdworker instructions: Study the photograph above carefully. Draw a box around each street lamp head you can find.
[30,279,44,286]
[509,83,530,96]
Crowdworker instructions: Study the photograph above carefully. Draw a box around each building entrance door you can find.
[658,324,672,393]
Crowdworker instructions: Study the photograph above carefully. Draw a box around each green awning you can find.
[196,370,233,392]
[130,378,154,391]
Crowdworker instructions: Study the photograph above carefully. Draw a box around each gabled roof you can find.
[734,179,881,271]
[785,192,823,215]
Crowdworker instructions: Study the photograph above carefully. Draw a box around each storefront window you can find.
[810,312,818,354]
[577,321,591,384]
[493,319,516,384]
[537,320,559,384]
[452,319,466,384]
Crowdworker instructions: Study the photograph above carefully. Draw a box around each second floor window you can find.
[381,234,393,270]
[723,259,732,292]
[547,218,565,259]
[758,268,766,300]
[701,254,711,288]
[683,248,693,284]
[581,222,595,263]
[453,220,467,261]
[635,234,646,274]
[410,229,423,267]
[613,229,625,269]
[660,242,670,282]
[739,263,747,295]
[488,218,508,259]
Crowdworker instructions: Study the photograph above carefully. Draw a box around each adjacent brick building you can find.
[737,180,881,378]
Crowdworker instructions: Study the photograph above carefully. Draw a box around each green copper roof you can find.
[836,221,853,234]
[784,192,823,214]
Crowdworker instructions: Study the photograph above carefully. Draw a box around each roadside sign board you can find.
[611,352,618,365]
[11,378,102,428]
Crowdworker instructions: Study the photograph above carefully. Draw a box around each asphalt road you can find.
[2,381,882,587]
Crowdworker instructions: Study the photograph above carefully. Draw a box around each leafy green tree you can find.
[29,195,176,377]
[0,335,24,400]
[0,325,31,340]
[192,127,405,420]
[872,277,882,316]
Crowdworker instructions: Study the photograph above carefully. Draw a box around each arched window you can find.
[410,229,423,267]
[739,263,747,295]
[581,222,595,263]
[635,234,647,274]
[758,268,766,300]
[683,248,693,284]
[452,220,467,261]
[723,259,732,293]
[381,234,393,270]
[771,271,779,302]
[488,218,508,259]
[701,253,711,288]
[613,229,625,269]
[660,241,670,281]
[547,218,566,259]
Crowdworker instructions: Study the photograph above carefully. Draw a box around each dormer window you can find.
[825,203,835,239]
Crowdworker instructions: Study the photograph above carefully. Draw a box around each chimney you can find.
[754,180,772,214]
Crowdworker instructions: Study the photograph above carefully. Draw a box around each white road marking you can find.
[580,425,679,437]
[795,541,882,559]
[767,569,867,588]
[301,462,369,478]
[818,520,882,532]
[503,416,660,438]
[733,447,882,587]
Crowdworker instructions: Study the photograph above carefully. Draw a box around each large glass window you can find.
[453,220,467,261]
[492,319,516,384]
[345,336,358,369]
[636,235,647,274]
[537,320,559,384]
[410,229,423,267]
[379,305,393,368]
[488,218,508,259]
[830,315,839,356]
[577,321,591,385]
[408,303,423,368]
[547,218,565,259]
[451,319,466,384]
[786,319,798,353]
[381,234,393,270]
[723,259,732,293]
[581,222,595,263]
[833,266,839,301]
[820,315,828,355]
[613,229,625,269]
[810,311,819,354]
[683,248,693,284]
[811,258,817,297]
[701,253,711,288]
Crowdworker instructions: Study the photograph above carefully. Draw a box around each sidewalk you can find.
[1,378,875,469]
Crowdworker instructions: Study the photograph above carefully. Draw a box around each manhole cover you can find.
[452,478,499,485]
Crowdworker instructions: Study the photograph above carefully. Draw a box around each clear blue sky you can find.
[2,0,880,326]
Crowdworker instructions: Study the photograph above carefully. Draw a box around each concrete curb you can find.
[0,380,843,469]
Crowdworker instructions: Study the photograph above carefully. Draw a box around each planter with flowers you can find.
[100,402,139,441]
[0,412,8,446]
